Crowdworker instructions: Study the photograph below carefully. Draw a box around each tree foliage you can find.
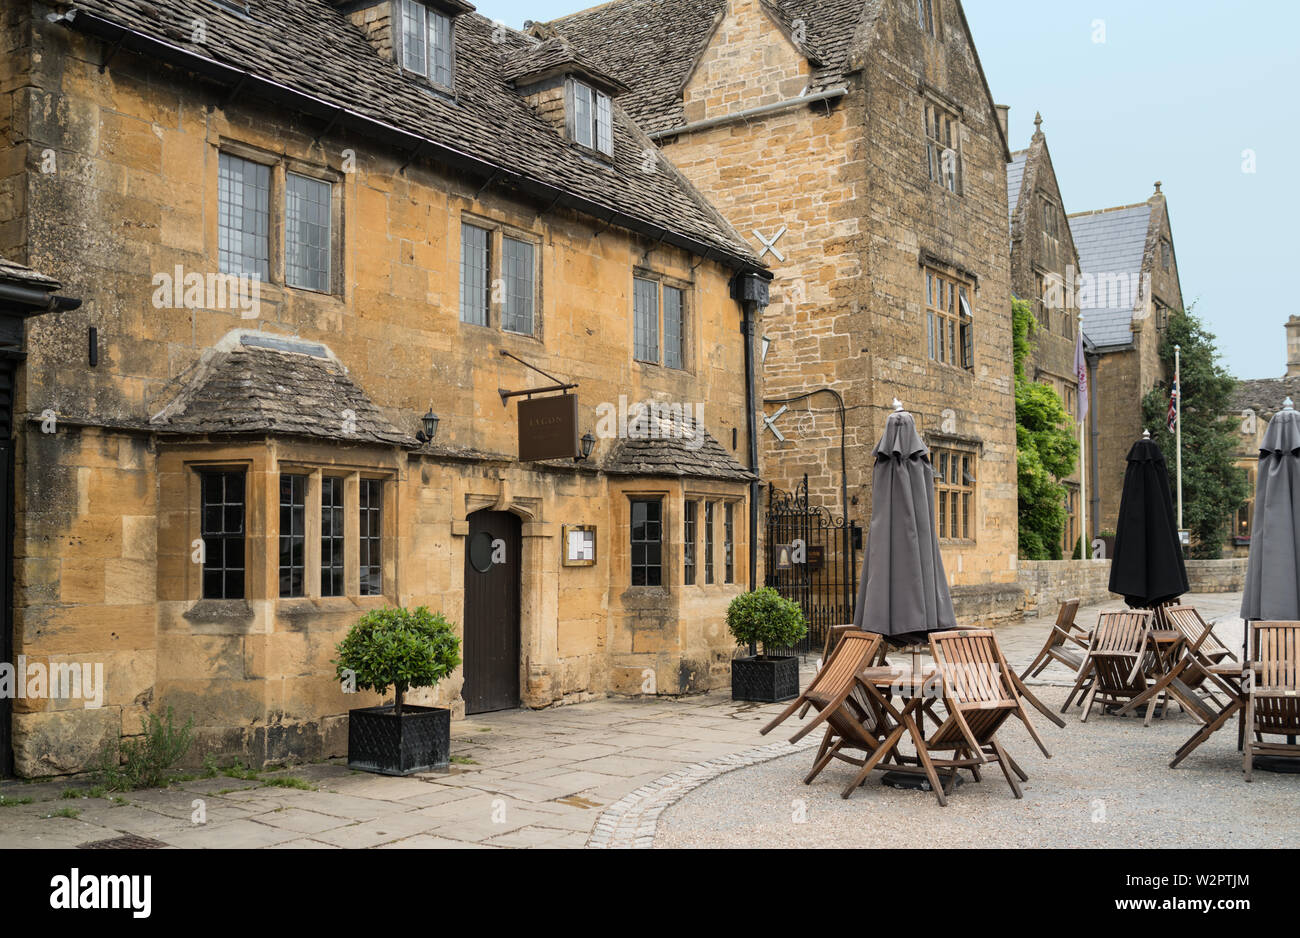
[334,606,462,714]
[1014,299,1080,560]
[1139,308,1248,559]
[726,587,807,657]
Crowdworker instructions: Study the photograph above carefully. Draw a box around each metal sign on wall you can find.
[518,394,579,462]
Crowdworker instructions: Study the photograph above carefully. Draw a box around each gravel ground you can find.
[656,685,1300,849]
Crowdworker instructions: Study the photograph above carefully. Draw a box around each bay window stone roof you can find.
[0,255,61,290]
[603,419,755,481]
[151,335,415,446]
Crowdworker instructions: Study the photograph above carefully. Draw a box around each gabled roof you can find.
[546,0,870,135]
[1006,150,1028,224]
[61,0,759,270]
[1068,203,1153,349]
[151,334,415,446]
[503,36,629,94]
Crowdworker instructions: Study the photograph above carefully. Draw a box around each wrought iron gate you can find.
[764,476,860,657]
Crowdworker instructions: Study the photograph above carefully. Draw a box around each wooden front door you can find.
[462,511,521,715]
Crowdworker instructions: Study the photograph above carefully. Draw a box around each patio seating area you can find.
[3,592,1293,850]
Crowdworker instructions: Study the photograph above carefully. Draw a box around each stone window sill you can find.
[183,599,255,626]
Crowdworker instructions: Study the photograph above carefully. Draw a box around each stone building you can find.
[0,255,80,776]
[1070,184,1185,538]
[549,0,1021,620]
[1223,317,1300,557]
[1006,112,1084,556]
[0,0,772,776]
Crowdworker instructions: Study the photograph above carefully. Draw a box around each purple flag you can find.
[1074,328,1089,423]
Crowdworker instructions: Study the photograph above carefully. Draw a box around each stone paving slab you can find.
[0,593,1252,849]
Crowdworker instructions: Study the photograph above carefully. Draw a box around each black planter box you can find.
[347,705,450,776]
[732,656,800,703]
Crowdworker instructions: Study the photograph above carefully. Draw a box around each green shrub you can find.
[726,588,807,657]
[98,707,195,792]
[334,606,462,714]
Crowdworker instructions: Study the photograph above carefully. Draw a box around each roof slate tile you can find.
[64,0,757,266]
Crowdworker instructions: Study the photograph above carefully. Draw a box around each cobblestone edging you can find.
[586,737,821,849]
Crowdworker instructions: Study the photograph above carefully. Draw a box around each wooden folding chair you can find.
[1119,607,1236,720]
[1245,622,1300,782]
[760,631,898,787]
[799,625,892,719]
[1020,599,1087,681]
[911,629,1046,802]
[1165,606,1237,690]
[1062,610,1155,722]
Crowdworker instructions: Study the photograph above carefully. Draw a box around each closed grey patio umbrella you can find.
[853,405,957,646]
[1240,399,1300,773]
[1241,399,1300,623]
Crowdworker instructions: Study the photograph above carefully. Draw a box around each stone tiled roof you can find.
[150,336,415,446]
[1068,203,1153,349]
[0,255,60,290]
[62,0,758,268]
[547,0,872,135]
[1229,376,1300,418]
[604,421,754,481]
[1006,149,1028,223]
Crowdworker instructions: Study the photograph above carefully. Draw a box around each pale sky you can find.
[472,0,1299,380]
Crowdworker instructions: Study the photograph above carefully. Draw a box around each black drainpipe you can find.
[731,272,770,600]
[1086,350,1101,543]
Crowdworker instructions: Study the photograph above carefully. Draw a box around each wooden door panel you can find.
[462,511,521,714]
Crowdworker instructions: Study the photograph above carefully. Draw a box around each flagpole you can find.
[1077,311,1088,560]
[1175,344,1183,531]
[1080,407,1088,559]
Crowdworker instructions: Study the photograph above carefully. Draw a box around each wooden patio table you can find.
[853,664,1033,806]
[852,666,947,800]
[1138,629,1187,721]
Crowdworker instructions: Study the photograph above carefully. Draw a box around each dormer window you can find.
[399,0,454,88]
[568,79,613,156]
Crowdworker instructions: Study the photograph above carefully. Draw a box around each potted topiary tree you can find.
[727,588,807,703]
[334,606,462,776]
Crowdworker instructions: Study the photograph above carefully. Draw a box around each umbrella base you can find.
[1251,755,1300,774]
[881,771,965,793]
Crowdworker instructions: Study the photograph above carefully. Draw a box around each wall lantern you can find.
[416,407,440,444]
[575,432,596,462]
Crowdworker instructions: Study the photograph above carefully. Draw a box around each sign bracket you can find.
[497,350,579,405]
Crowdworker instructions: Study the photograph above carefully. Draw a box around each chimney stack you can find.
[1287,316,1300,377]
[995,104,1010,142]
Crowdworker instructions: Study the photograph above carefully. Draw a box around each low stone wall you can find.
[1186,558,1249,594]
[1017,558,1249,618]
[1017,560,1115,617]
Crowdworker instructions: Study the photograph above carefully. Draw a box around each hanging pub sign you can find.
[518,393,580,462]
